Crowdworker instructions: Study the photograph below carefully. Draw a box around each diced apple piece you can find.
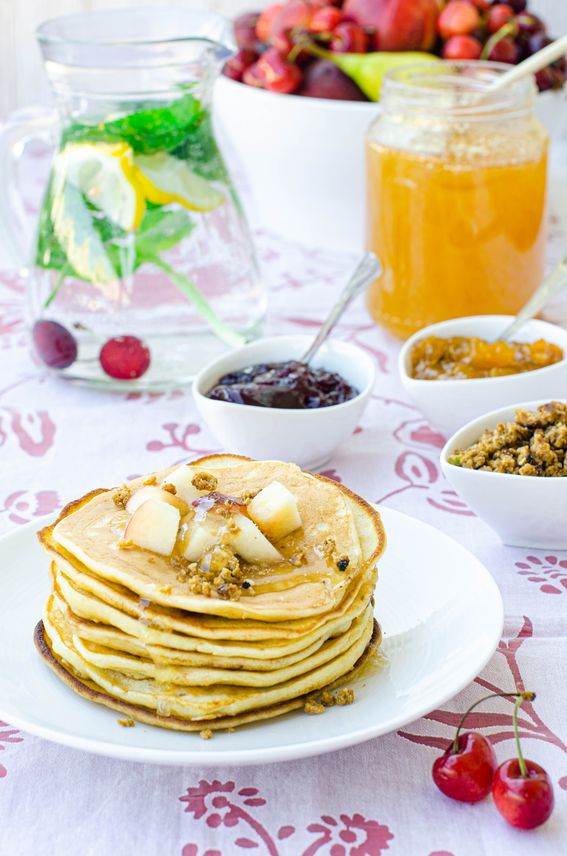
[247,481,302,541]
[230,513,282,564]
[124,499,180,556]
[163,466,207,504]
[126,485,189,516]
[182,517,221,562]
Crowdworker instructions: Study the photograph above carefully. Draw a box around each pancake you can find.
[46,459,383,621]
[34,619,382,732]
[36,455,386,731]
[41,600,376,720]
[47,593,373,688]
[48,546,376,643]
[55,567,376,664]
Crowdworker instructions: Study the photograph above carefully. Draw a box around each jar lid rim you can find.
[382,60,536,118]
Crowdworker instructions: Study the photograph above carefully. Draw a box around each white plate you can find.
[0,507,503,766]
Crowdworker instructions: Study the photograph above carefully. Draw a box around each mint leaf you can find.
[61,94,202,155]
[171,111,228,183]
[60,95,227,181]
[134,208,194,261]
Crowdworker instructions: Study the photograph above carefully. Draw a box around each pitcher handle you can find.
[0,109,59,271]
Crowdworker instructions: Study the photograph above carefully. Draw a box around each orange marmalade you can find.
[411,336,564,380]
[366,62,549,340]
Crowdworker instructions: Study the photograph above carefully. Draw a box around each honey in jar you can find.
[366,62,549,339]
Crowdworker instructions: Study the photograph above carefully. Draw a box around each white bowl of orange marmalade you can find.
[399,315,567,438]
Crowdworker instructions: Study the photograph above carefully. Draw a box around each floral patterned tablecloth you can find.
[1,139,567,856]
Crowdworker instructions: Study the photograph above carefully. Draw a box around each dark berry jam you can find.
[206,360,358,409]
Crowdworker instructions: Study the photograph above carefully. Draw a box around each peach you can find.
[343,0,441,52]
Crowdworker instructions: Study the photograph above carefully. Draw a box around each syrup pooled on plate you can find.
[411,336,563,380]
[206,360,358,408]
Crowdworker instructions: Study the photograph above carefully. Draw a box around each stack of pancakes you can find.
[35,455,385,731]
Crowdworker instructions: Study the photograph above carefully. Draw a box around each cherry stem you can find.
[513,692,535,778]
[480,21,518,61]
[452,691,534,755]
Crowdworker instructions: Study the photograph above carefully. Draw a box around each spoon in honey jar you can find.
[498,251,567,342]
[300,252,382,364]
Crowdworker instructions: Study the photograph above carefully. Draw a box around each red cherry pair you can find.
[432,691,554,830]
[33,321,151,380]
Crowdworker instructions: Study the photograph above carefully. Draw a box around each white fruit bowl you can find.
[399,315,567,439]
[213,76,565,253]
[213,75,379,253]
[193,334,376,469]
[441,400,567,549]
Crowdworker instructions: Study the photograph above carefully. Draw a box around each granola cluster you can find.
[112,485,132,509]
[303,687,355,715]
[449,402,567,476]
[319,537,350,572]
[171,543,250,601]
[191,471,218,492]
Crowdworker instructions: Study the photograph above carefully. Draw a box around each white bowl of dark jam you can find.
[193,335,376,468]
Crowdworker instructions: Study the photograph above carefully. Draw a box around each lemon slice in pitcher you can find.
[53,141,145,232]
[133,153,224,212]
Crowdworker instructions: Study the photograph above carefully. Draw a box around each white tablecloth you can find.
[1,143,567,856]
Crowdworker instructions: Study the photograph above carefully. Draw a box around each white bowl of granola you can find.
[441,399,567,549]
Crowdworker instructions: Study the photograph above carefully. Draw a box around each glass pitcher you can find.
[0,8,265,388]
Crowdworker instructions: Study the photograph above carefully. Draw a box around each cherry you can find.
[438,2,480,41]
[432,689,533,804]
[269,1,312,54]
[443,34,482,60]
[492,693,554,829]
[233,12,260,51]
[256,4,283,43]
[243,61,268,89]
[527,33,551,56]
[487,4,515,36]
[32,319,77,369]
[516,13,545,38]
[508,0,528,14]
[488,35,519,64]
[493,760,554,829]
[330,22,368,54]
[309,6,343,34]
[433,732,496,802]
[257,48,302,94]
[223,49,259,83]
[99,335,150,380]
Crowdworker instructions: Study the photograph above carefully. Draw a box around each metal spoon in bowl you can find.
[497,251,567,341]
[300,252,382,364]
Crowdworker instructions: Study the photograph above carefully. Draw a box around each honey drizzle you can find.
[171,507,346,596]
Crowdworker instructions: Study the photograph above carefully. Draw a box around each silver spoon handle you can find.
[301,252,382,364]
[498,252,567,342]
